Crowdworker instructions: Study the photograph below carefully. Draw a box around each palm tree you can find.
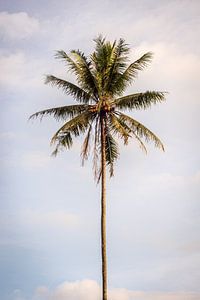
[30,36,166,300]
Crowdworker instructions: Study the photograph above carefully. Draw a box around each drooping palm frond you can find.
[29,104,89,121]
[45,75,92,103]
[114,91,166,110]
[51,111,94,144]
[81,124,92,165]
[117,112,165,151]
[109,114,131,145]
[51,132,73,156]
[131,132,147,153]
[93,116,101,181]
[104,125,119,177]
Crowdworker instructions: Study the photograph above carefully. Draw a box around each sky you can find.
[0,0,200,299]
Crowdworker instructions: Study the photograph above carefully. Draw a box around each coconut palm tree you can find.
[30,36,166,300]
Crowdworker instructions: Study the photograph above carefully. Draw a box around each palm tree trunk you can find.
[100,116,108,300]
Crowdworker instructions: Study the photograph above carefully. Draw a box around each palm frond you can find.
[132,132,147,153]
[110,114,131,145]
[51,111,94,144]
[29,104,89,121]
[55,50,80,75]
[93,35,106,55]
[91,35,118,92]
[115,52,153,92]
[81,124,92,165]
[93,116,101,181]
[70,50,99,98]
[105,124,119,177]
[55,50,98,99]
[117,112,165,151]
[51,132,73,156]
[45,75,92,103]
[124,52,153,79]
[114,91,166,110]
[104,38,130,95]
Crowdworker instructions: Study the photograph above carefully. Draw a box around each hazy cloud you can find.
[32,280,200,300]
[0,11,40,40]
[0,51,46,88]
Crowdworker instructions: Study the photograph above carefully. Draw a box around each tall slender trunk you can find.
[100,116,108,300]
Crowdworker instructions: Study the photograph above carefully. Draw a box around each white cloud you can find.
[0,51,45,88]
[0,50,72,92]
[0,52,25,86]
[42,280,100,300]
[0,11,40,40]
[130,41,200,96]
[31,280,200,300]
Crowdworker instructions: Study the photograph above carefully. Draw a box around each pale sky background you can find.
[0,0,200,300]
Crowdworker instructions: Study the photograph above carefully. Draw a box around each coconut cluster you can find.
[89,101,115,113]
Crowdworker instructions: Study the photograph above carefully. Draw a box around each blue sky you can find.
[0,0,200,299]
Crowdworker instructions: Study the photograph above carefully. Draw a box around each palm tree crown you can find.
[30,36,165,180]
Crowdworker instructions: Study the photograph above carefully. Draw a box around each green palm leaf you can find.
[104,38,130,95]
[51,132,73,156]
[91,36,123,93]
[45,75,92,103]
[81,124,92,165]
[115,52,153,92]
[131,132,147,153]
[109,114,131,145]
[70,50,98,97]
[51,111,94,144]
[117,112,165,150]
[29,104,89,121]
[114,91,166,110]
[93,117,101,180]
[55,50,97,97]
[123,52,153,80]
[105,126,119,177]
[55,50,80,76]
